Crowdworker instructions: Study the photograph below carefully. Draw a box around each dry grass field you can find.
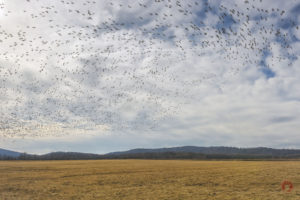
[0,160,300,200]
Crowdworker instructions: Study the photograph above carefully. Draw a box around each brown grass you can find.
[0,160,299,199]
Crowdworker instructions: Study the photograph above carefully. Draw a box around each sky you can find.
[0,0,300,154]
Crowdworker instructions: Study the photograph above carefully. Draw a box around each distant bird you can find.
[0,0,297,138]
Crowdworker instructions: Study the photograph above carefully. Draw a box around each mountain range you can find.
[0,148,21,158]
[1,146,300,160]
[107,146,300,156]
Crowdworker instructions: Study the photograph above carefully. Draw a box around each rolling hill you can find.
[2,146,300,160]
[108,146,300,156]
[0,148,20,158]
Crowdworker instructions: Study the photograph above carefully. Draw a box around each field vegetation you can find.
[0,160,299,199]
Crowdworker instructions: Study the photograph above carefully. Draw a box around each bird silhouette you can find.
[0,0,298,138]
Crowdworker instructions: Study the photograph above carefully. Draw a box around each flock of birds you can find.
[0,0,298,138]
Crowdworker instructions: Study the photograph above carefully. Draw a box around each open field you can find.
[0,160,300,200]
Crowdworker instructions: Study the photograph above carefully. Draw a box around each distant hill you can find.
[0,148,20,158]
[2,146,300,160]
[108,146,300,157]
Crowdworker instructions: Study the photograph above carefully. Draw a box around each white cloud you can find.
[0,0,299,152]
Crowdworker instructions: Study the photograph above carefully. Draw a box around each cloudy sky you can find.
[0,0,299,154]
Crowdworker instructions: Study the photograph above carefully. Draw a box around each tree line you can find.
[1,151,300,160]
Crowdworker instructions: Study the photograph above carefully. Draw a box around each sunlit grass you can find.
[0,160,299,199]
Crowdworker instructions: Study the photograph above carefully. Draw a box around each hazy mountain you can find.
[2,146,300,160]
[0,148,20,158]
[108,146,300,156]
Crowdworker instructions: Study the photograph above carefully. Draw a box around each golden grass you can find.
[0,160,299,199]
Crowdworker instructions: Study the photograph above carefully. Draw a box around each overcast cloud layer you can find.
[0,0,300,153]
